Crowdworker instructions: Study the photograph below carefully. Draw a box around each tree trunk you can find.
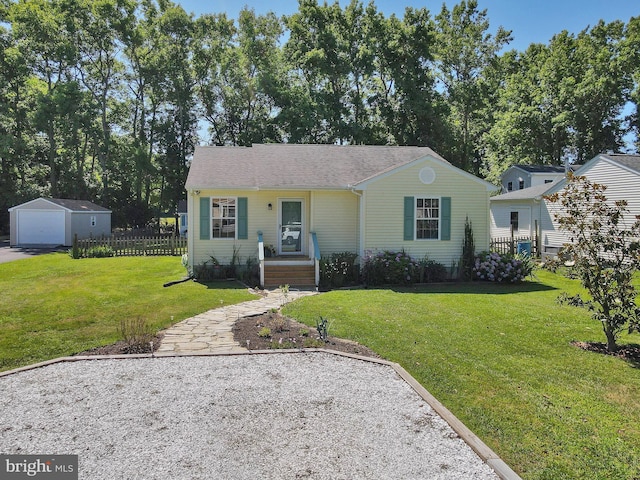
[604,323,618,352]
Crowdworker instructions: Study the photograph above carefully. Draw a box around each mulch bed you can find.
[571,340,640,364]
[76,334,164,356]
[76,311,379,359]
[232,311,380,358]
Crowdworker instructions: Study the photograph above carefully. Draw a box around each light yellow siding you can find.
[361,159,491,265]
[310,191,359,255]
[188,158,495,269]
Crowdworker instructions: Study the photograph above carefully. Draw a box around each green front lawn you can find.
[283,270,640,480]
[0,254,256,371]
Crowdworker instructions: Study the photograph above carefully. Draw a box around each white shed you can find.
[9,198,111,247]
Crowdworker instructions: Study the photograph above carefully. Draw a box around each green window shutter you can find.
[403,196,414,241]
[441,197,451,241]
[237,197,248,240]
[199,197,210,240]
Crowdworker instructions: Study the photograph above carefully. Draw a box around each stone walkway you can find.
[156,288,317,354]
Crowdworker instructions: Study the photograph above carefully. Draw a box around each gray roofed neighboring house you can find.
[491,152,640,257]
[512,165,567,174]
[491,181,560,201]
[597,153,640,175]
[500,163,577,193]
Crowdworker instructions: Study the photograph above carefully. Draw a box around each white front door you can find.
[278,199,303,255]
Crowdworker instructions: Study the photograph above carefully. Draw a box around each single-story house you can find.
[491,153,640,256]
[9,198,111,247]
[185,144,498,287]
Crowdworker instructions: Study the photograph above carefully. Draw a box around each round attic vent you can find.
[419,167,436,184]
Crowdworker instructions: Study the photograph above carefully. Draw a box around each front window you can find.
[212,198,236,238]
[510,211,519,232]
[416,198,439,239]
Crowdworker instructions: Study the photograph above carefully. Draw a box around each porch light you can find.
[268,203,272,210]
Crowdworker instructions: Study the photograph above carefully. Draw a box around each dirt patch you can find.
[571,341,640,364]
[76,334,164,356]
[233,311,380,358]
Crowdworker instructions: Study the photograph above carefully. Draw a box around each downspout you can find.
[534,194,543,257]
[348,185,364,265]
[187,189,196,274]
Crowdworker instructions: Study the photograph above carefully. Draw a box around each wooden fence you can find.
[75,235,187,257]
[490,235,538,257]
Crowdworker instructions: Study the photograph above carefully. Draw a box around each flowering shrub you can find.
[319,252,359,288]
[362,250,420,286]
[473,252,533,283]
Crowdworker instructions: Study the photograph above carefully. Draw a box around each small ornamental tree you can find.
[462,216,475,280]
[546,173,640,352]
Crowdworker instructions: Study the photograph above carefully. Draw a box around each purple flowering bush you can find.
[473,251,533,283]
[362,250,419,285]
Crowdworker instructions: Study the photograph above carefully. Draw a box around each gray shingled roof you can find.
[47,198,110,212]
[600,153,640,174]
[491,181,560,201]
[185,144,448,190]
[514,164,567,174]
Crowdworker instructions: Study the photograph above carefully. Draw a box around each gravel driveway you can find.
[0,352,505,479]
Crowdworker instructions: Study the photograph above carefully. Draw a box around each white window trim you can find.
[211,197,238,240]
[415,196,441,241]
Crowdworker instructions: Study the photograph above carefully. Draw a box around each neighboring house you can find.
[185,144,498,287]
[490,181,558,249]
[491,153,640,256]
[177,200,188,237]
[9,198,111,247]
[500,165,568,193]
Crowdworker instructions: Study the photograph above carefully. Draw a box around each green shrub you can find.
[319,251,359,289]
[461,216,475,280]
[119,317,154,353]
[70,235,80,259]
[419,259,448,283]
[258,327,271,338]
[85,246,114,258]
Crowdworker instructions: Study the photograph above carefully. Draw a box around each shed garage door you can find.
[17,210,65,245]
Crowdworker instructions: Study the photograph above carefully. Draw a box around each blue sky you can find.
[176,0,638,52]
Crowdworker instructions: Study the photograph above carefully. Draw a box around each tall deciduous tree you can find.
[434,0,511,173]
[196,8,282,146]
[10,0,79,197]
